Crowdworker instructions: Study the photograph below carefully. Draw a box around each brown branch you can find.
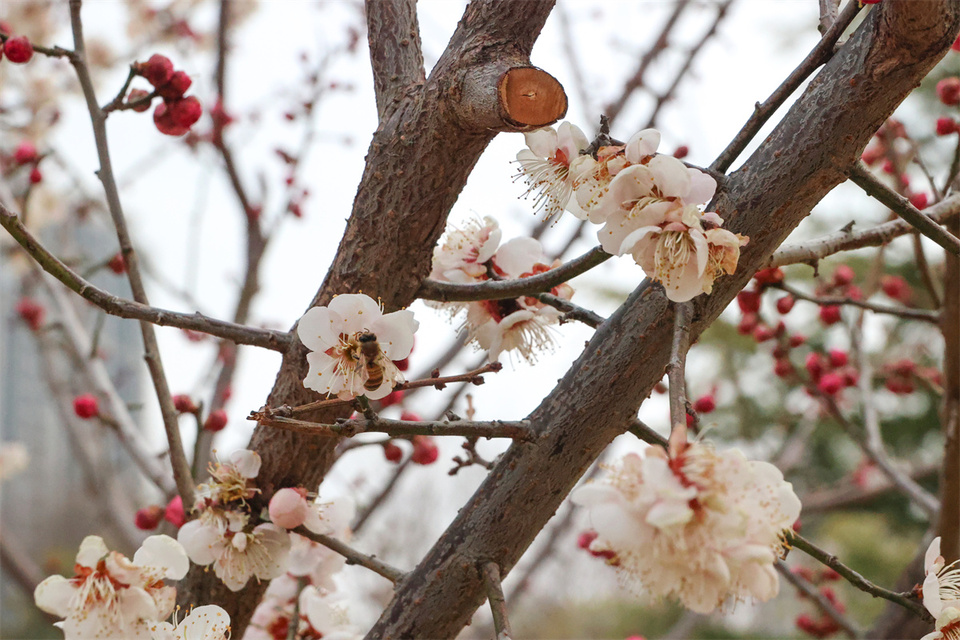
[0,203,291,351]
[710,0,861,173]
[787,531,932,622]
[774,282,941,324]
[938,213,960,562]
[260,415,534,441]
[767,193,960,268]
[417,247,611,302]
[667,302,692,456]
[481,562,513,640]
[535,292,605,328]
[848,164,960,256]
[776,560,859,638]
[366,0,425,121]
[294,528,406,584]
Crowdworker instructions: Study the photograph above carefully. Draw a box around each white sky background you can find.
[21,0,953,633]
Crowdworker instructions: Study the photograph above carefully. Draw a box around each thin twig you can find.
[775,559,860,638]
[0,202,291,351]
[536,292,605,328]
[481,562,513,640]
[294,528,406,584]
[848,164,960,256]
[768,193,960,268]
[417,247,612,303]
[667,302,692,456]
[787,531,932,622]
[710,0,861,173]
[259,415,535,441]
[629,419,668,448]
[818,0,841,34]
[774,282,940,324]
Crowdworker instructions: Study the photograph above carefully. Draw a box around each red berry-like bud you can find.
[164,495,186,528]
[817,372,844,395]
[135,505,164,530]
[789,334,807,348]
[156,70,192,101]
[937,117,959,136]
[753,267,784,286]
[692,394,716,414]
[737,290,761,313]
[937,77,960,106]
[153,102,189,136]
[411,435,439,465]
[672,145,689,159]
[394,356,409,372]
[107,252,126,274]
[881,159,895,174]
[203,409,228,432]
[15,297,45,331]
[685,413,695,429]
[138,54,174,87]
[126,88,153,112]
[753,325,775,343]
[841,367,859,387]
[953,34,960,51]
[774,358,794,378]
[860,144,884,166]
[845,285,863,301]
[737,313,759,336]
[805,353,824,381]
[776,295,795,314]
[399,410,422,421]
[172,394,197,413]
[28,167,42,184]
[73,394,100,419]
[828,349,848,368]
[832,264,855,286]
[820,567,841,582]
[13,141,37,164]
[819,305,842,326]
[880,275,911,304]
[3,36,33,63]
[378,389,404,408]
[383,441,403,463]
[0,21,11,36]
[167,96,202,128]
[908,192,929,210]
[578,530,599,550]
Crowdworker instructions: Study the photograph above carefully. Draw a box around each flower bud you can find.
[817,372,844,396]
[737,290,761,314]
[126,88,153,112]
[937,117,959,136]
[805,353,824,381]
[13,141,37,164]
[832,265,854,286]
[107,252,127,274]
[937,77,960,106]
[172,394,198,413]
[908,192,928,210]
[411,436,439,465]
[752,325,775,343]
[776,295,795,314]
[819,305,842,326]
[135,505,164,530]
[383,441,403,463]
[378,389,404,409]
[203,409,228,432]
[15,297,44,331]
[3,36,33,64]
[73,394,99,419]
[164,495,186,528]
[156,70,192,100]
[137,54,174,87]
[268,487,309,529]
[753,267,784,286]
[827,349,848,368]
[774,358,794,378]
[692,394,716,414]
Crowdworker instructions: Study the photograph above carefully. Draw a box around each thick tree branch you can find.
[367,4,960,636]
[366,0,425,121]
[259,415,535,441]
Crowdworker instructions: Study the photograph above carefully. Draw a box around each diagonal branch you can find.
[366,0,425,121]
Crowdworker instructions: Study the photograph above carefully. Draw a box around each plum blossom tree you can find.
[1,1,959,639]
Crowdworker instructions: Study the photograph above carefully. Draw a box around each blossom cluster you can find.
[34,534,229,640]
[429,216,574,362]
[572,442,801,613]
[516,123,747,302]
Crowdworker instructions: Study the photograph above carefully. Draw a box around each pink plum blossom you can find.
[516,121,590,220]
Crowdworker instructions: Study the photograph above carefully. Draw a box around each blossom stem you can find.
[773,282,940,324]
[294,528,406,584]
[667,302,693,456]
[786,531,932,622]
[417,247,612,302]
[259,415,535,441]
[481,562,514,640]
[775,560,859,638]
[628,419,668,447]
[848,164,960,256]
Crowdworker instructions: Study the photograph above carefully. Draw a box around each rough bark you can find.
[366,1,960,637]
[176,1,559,634]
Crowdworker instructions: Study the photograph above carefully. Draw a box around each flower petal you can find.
[133,535,190,580]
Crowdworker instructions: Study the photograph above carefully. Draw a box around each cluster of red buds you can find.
[736,267,791,342]
[880,358,941,395]
[134,495,186,531]
[879,274,913,306]
[860,120,931,209]
[1,140,44,185]
[813,265,863,326]
[804,349,858,397]
[793,565,845,638]
[0,22,33,64]
[936,75,960,136]
[127,54,202,136]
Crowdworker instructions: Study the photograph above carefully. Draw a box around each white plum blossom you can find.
[429,216,502,284]
[570,143,629,223]
[194,449,261,509]
[148,605,230,640]
[516,122,590,220]
[298,293,418,401]
[923,536,960,640]
[572,443,801,614]
[34,535,189,640]
[924,608,960,640]
[299,586,362,640]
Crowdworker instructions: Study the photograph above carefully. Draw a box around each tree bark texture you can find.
[366,2,960,637]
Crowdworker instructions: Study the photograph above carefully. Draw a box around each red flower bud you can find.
[774,358,794,378]
[937,117,959,136]
[880,275,911,304]
[805,353,824,381]
[15,297,45,331]
[13,141,37,164]
[107,252,127,274]
[908,192,929,210]
[203,409,228,432]
[789,334,807,348]
[577,530,599,550]
[399,410,422,421]
[776,295,795,314]
[737,290,761,314]
[156,70,192,101]
[135,505,164,530]
[378,389,404,408]
[153,102,189,136]
[383,441,403,463]
[753,325,776,343]
[827,349,848,368]
[126,88,153,112]
[164,495,186,528]
[692,394,716,414]
[817,372,844,396]
[73,394,100,419]
[753,267,784,285]
[3,36,33,64]
[172,394,198,413]
[411,435,438,465]
[167,96,202,128]
[138,54,174,87]
[819,305,842,326]
[672,145,689,159]
[28,167,42,184]
[937,77,960,106]
[737,313,759,336]
[832,264,854,286]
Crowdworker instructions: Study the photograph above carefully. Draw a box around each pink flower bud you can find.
[753,267,784,286]
[15,297,44,331]
[13,141,37,164]
[805,353,824,381]
[203,409,228,432]
[908,192,929,210]
[3,36,33,64]
[172,394,198,413]
[880,275,911,304]
[672,145,689,159]
[737,313,758,336]
[153,102,189,136]
[135,505,164,530]
[383,441,403,463]
[73,394,99,419]
[167,96,202,128]
[692,394,716,414]
[752,325,775,343]
[164,495,186,528]
[774,358,794,378]
[411,436,439,465]
[577,530,599,550]
[827,349,848,368]
[107,252,126,274]
[156,70,192,100]
[400,410,422,422]
[819,305,841,326]
[776,295,795,314]
[737,290,761,313]
[937,77,960,106]
[937,117,959,136]
[138,54,174,87]
[832,265,854,286]
[269,487,309,529]
[817,372,844,396]
[789,334,806,348]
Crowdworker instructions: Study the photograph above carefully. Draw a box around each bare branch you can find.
[0,202,291,351]
[481,562,514,640]
[294,528,406,584]
[776,560,859,638]
[417,247,612,302]
[667,302,692,456]
[535,292,605,328]
[260,415,535,441]
[848,164,960,255]
[774,282,941,324]
[818,0,840,34]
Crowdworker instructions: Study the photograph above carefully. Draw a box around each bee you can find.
[357,332,385,392]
